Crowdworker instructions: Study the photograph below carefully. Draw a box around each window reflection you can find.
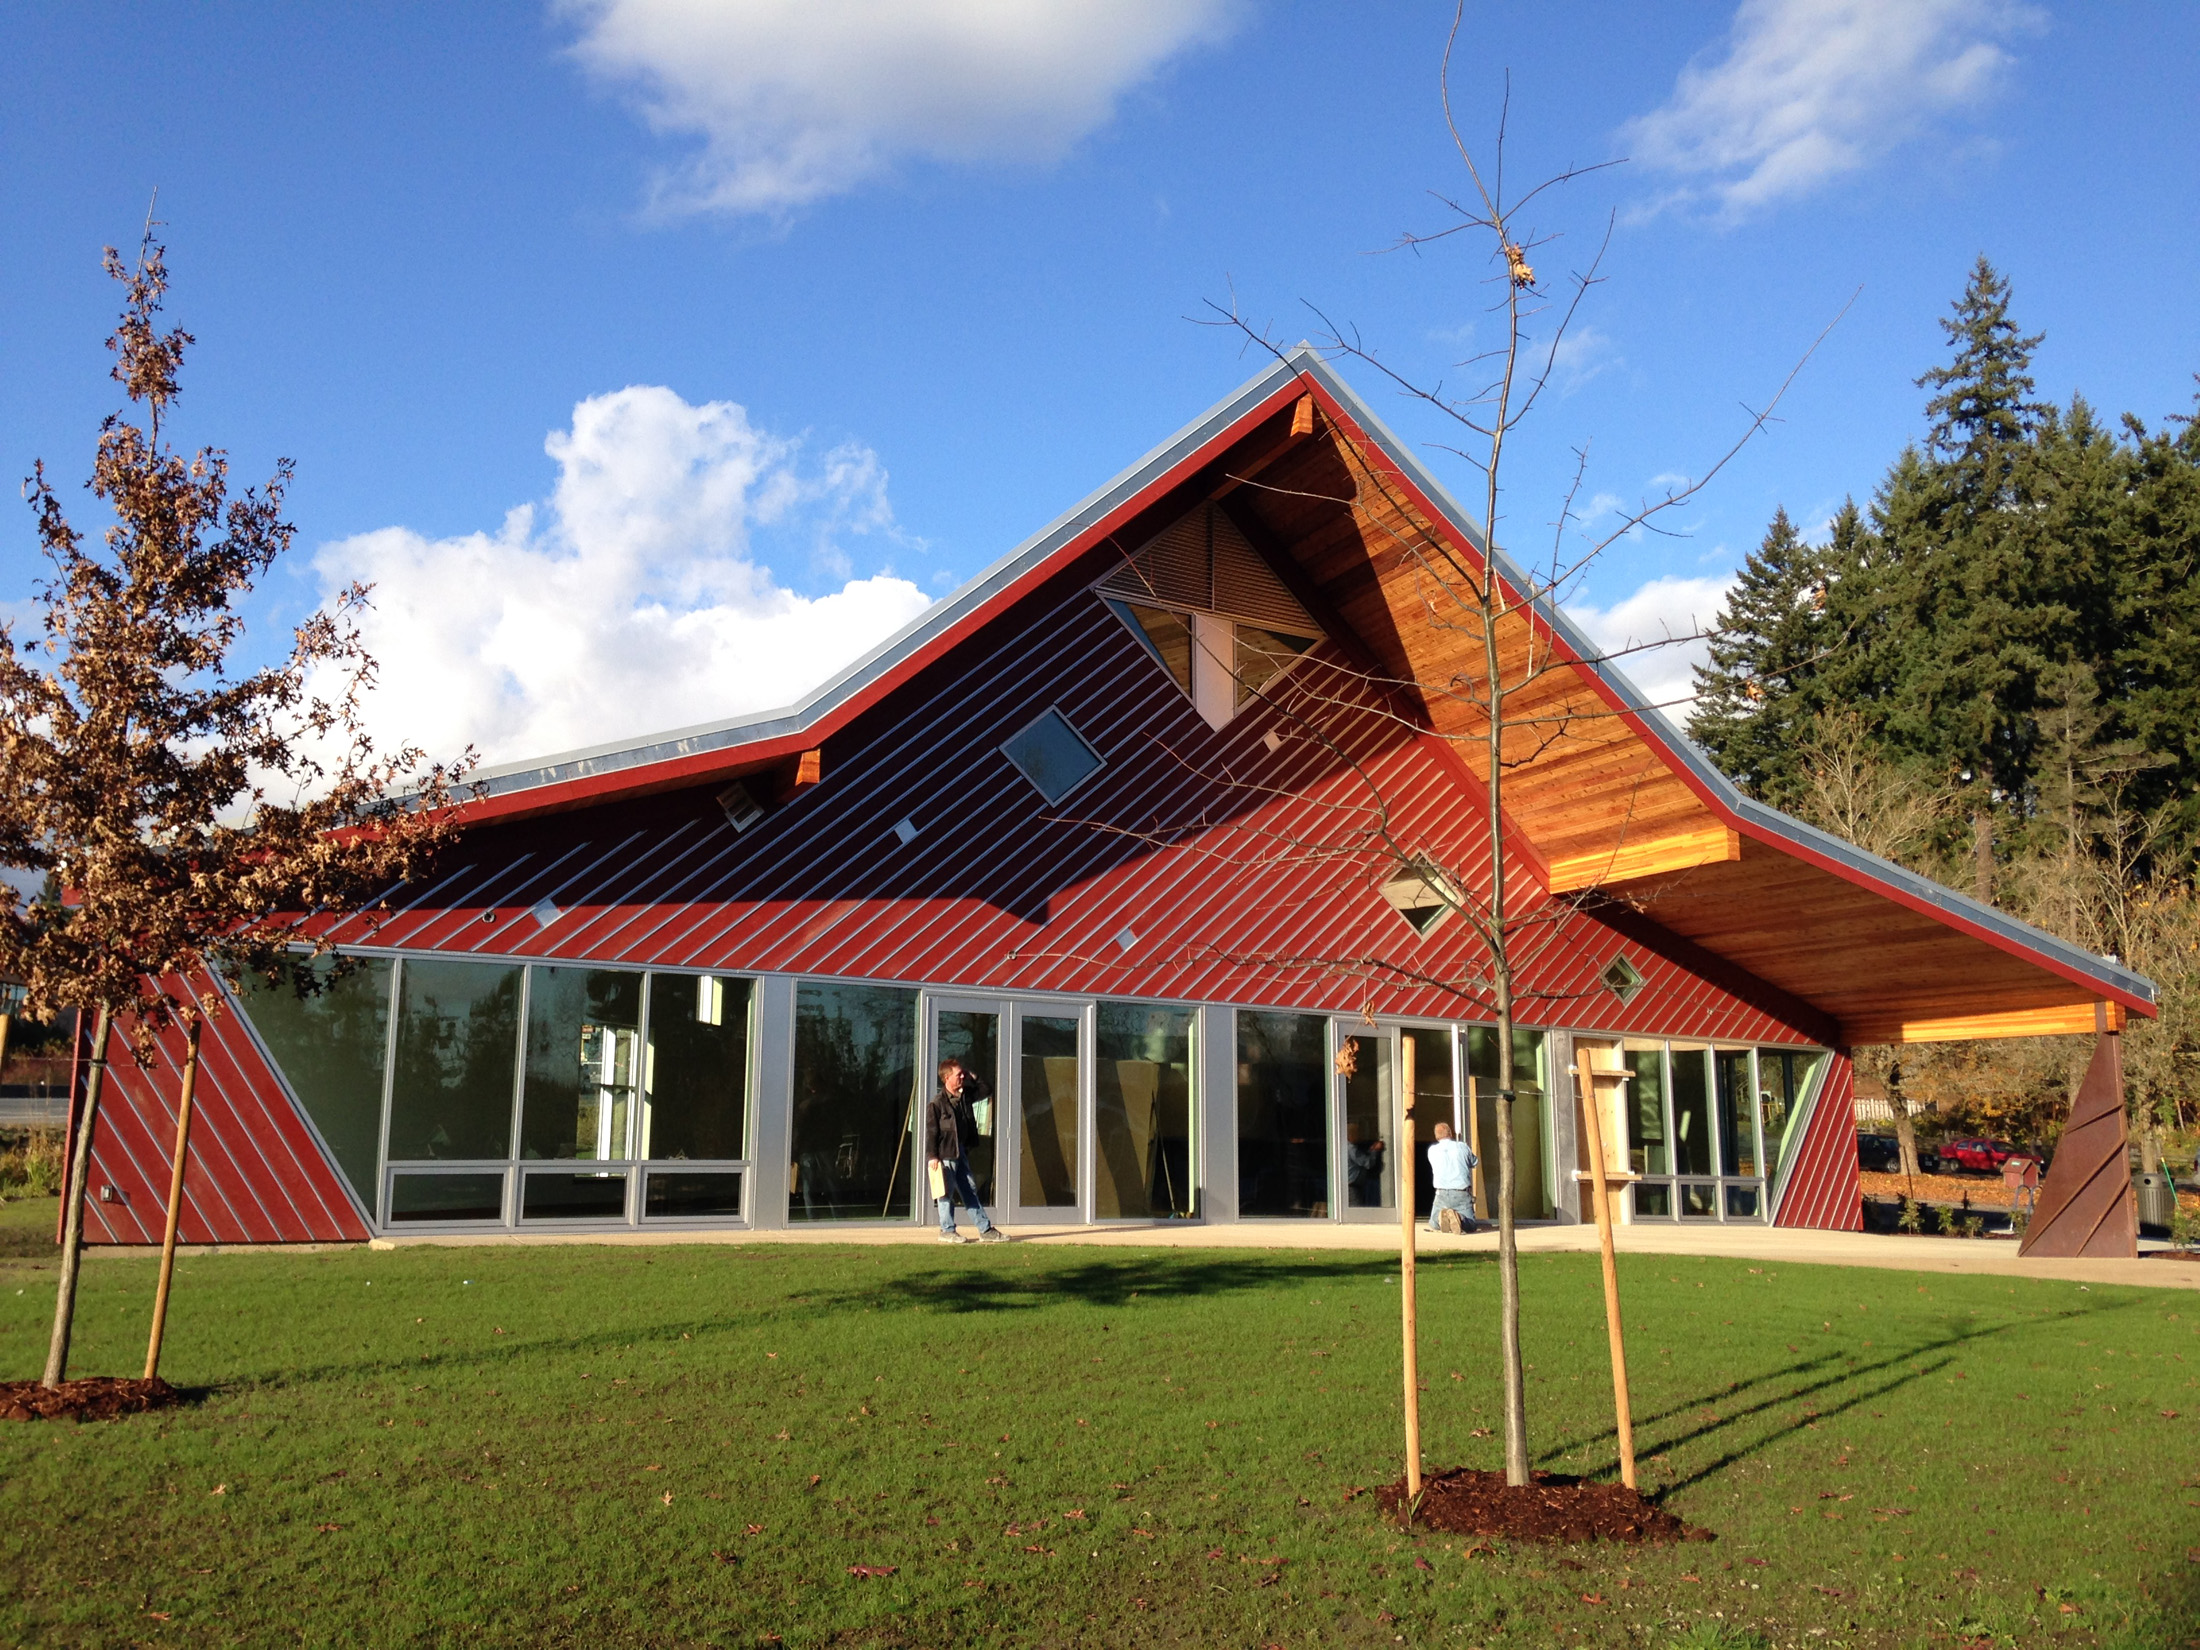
[1094,1004,1195,1220]
[1669,1048,1714,1177]
[1339,1033,1394,1209]
[1466,1026,1550,1219]
[388,959,521,1161]
[521,967,641,1162]
[1236,1011,1328,1218]
[643,974,750,1161]
[790,982,918,1221]
[239,956,390,1205]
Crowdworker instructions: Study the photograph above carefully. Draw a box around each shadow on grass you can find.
[808,1249,1407,1314]
[1536,1307,2091,1499]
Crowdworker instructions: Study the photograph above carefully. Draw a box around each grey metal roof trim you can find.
[468,353,1309,800]
[469,344,2153,1010]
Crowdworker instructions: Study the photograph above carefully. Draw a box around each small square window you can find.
[1001,708,1104,806]
[1600,955,1646,1006]
[1382,861,1457,937]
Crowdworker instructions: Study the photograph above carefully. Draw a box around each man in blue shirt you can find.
[1426,1121,1476,1234]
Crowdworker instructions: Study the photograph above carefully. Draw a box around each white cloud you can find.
[1568,572,1736,716]
[1620,0,2040,217]
[313,385,933,769]
[1548,323,1619,392]
[561,0,1244,216]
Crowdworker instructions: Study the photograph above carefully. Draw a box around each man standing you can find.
[927,1057,1007,1243]
[1426,1121,1476,1234]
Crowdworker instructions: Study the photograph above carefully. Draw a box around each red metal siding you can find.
[1771,1050,1863,1231]
[73,974,371,1246]
[317,555,1825,1048]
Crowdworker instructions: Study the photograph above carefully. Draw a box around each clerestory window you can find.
[1098,503,1320,729]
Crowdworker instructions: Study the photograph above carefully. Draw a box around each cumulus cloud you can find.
[561,0,1243,215]
[313,385,933,770]
[1621,0,2040,217]
[1568,573,1736,717]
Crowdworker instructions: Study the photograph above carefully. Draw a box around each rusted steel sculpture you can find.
[2018,1032,2137,1259]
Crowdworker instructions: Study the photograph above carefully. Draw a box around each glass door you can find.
[925,998,1005,1213]
[1335,1024,1397,1220]
[1011,1003,1087,1223]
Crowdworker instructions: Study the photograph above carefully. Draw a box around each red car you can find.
[1936,1136,2032,1174]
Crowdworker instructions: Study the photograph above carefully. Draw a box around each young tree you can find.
[0,227,470,1389]
[1184,28,1836,1490]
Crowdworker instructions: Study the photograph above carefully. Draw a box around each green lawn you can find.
[1,1195,2195,1649]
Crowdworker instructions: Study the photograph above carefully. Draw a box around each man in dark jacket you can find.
[927,1057,1006,1243]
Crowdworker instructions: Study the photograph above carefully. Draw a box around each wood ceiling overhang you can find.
[441,349,2156,1047]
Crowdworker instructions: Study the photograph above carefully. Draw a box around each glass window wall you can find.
[790,981,918,1221]
[1338,1031,1395,1210]
[521,967,642,1162]
[1622,1042,1830,1223]
[1404,1026,1454,1221]
[1236,1011,1329,1218]
[644,974,752,1162]
[388,959,522,1161]
[237,956,391,1208]
[1094,1003,1196,1220]
[1466,1026,1551,1220]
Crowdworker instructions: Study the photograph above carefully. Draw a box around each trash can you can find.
[2136,1171,2178,1235]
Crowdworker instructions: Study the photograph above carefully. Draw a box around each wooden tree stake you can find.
[1572,1051,1636,1489]
[145,1015,202,1382]
[1398,1033,1421,1500]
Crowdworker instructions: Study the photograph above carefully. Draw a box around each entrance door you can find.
[1011,1004,1087,1223]
[926,998,1005,1213]
[1334,1024,1398,1221]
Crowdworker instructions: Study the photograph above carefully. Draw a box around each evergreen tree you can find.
[1689,506,1836,805]
[2109,395,2200,850]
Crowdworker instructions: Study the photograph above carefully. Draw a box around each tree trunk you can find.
[2139,1119,2163,1178]
[43,1003,113,1388]
[1971,806,1994,905]
[1493,1002,1529,1486]
[1888,1061,1921,1180]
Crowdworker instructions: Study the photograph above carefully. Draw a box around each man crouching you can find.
[927,1057,1007,1243]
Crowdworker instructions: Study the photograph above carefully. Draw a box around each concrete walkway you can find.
[316,1218,2200,1293]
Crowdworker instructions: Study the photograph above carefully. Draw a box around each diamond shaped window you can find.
[1001,708,1104,806]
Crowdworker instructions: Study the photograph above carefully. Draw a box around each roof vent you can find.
[529,897,561,928]
[1600,954,1646,1006]
[892,817,919,846]
[716,781,765,833]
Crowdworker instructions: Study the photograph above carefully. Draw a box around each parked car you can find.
[1857,1133,1904,1173]
[1936,1136,2032,1174]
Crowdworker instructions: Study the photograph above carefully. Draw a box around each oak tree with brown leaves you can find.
[1,225,471,1389]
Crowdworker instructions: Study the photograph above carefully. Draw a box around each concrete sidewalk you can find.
[330,1217,2200,1292]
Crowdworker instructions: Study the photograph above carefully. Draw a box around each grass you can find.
[2,1194,2196,1648]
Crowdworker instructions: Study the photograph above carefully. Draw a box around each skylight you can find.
[1001,708,1104,806]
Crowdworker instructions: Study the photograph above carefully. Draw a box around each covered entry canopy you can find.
[454,348,2157,1049]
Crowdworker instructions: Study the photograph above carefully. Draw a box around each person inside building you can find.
[1426,1120,1476,1233]
[927,1057,1008,1243]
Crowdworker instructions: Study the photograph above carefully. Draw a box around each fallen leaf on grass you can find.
[806,1475,821,1488]
[2061,1602,2079,1614]
[2163,1409,2180,1419]
[1469,1427,1493,1438]
[661,1492,674,1505]
[1414,1558,1432,1571]
[147,1612,172,1621]
[314,1523,342,1534]
[645,1464,662,1472]
[209,1485,226,1496]
[1023,1545,1054,1556]
[1581,1593,1606,1605]
[847,1564,897,1578]
[709,1549,736,1564]
[1064,1509,1086,1520]
[1743,1557,1769,1567]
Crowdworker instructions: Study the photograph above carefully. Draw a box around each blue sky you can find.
[4,1,2195,767]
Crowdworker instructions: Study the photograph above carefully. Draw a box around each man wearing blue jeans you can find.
[926,1058,1007,1243]
[1426,1121,1477,1234]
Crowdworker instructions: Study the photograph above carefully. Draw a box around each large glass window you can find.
[1715,1049,1758,1178]
[1338,1031,1395,1210]
[388,959,521,1161]
[643,974,751,1161]
[1758,1048,1826,1175]
[1404,1026,1455,1221]
[1094,1003,1195,1220]
[521,967,641,1161]
[1466,1026,1550,1220]
[790,982,918,1221]
[1668,1047,1715,1177]
[934,1008,1001,1205]
[237,955,390,1207]
[1621,1043,1668,1176]
[1017,1014,1081,1208]
[1236,1011,1329,1218]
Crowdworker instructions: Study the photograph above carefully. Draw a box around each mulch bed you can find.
[0,1376,183,1423]
[1375,1468,1714,1545]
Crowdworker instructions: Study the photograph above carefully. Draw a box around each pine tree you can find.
[1689,506,1836,805]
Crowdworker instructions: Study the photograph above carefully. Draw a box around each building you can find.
[70,351,2156,1245]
